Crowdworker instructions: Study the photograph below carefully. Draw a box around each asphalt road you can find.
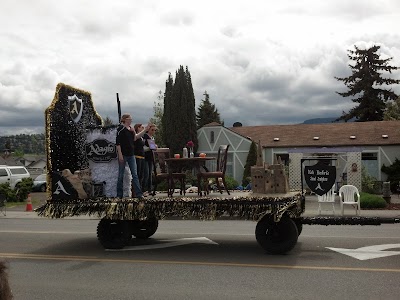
[1,218,400,300]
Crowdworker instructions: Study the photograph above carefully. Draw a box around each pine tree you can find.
[335,45,400,122]
[162,66,198,155]
[103,116,114,126]
[196,91,222,129]
[242,141,257,186]
[384,96,400,120]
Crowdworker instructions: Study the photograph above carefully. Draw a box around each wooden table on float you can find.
[164,157,215,195]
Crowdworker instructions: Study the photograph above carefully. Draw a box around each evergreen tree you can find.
[162,66,198,155]
[151,90,165,147]
[335,45,400,122]
[384,96,400,120]
[196,91,222,129]
[242,141,257,186]
[162,72,174,147]
[103,116,114,126]
[0,134,45,154]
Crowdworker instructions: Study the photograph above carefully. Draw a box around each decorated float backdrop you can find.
[45,83,133,200]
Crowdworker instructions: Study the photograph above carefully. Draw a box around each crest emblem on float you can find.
[304,161,336,196]
[68,94,83,123]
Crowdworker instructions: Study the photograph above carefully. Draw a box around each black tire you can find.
[131,218,159,239]
[293,218,303,236]
[255,215,298,254]
[40,184,46,192]
[97,218,129,249]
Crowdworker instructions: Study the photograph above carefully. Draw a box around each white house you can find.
[197,120,400,191]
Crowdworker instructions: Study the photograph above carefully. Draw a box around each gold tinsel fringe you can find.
[35,194,303,221]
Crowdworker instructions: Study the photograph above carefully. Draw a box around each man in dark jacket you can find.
[116,114,150,198]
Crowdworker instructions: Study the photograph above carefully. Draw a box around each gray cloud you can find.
[0,0,400,135]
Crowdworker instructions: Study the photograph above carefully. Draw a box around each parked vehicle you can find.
[185,186,198,193]
[32,174,47,192]
[0,165,31,190]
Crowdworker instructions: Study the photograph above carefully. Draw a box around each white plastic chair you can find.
[317,185,336,215]
[338,185,361,215]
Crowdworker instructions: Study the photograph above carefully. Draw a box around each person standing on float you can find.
[116,114,150,198]
[133,123,146,192]
[143,125,157,195]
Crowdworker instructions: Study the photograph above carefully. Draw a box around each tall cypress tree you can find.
[162,66,198,155]
[184,66,198,151]
[242,141,257,186]
[151,90,165,147]
[162,73,174,147]
[196,91,221,129]
[335,45,400,122]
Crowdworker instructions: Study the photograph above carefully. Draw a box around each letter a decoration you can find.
[68,94,83,123]
[304,161,336,196]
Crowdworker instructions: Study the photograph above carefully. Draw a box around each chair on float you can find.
[197,145,230,196]
[317,185,336,215]
[152,148,186,197]
[338,184,361,215]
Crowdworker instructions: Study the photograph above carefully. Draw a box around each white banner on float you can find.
[86,128,131,198]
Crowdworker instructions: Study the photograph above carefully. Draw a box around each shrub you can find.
[381,158,400,192]
[361,166,379,194]
[0,178,34,202]
[224,175,239,190]
[360,192,387,209]
[18,178,34,202]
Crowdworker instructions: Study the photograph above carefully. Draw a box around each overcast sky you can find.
[1,0,400,135]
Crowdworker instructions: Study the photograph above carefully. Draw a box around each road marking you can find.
[327,244,400,260]
[1,252,400,273]
[106,237,218,251]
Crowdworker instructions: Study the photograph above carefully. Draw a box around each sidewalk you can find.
[302,194,400,218]
[2,193,400,219]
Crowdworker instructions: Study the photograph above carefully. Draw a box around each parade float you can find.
[36,83,399,254]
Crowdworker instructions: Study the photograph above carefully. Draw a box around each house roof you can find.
[0,156,23,166]
[229,120,400,148]
[203,122,222,127]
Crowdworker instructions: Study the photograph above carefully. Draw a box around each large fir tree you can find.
[196,91,222,129]
[335,45,400,122]
[162,66,198,154]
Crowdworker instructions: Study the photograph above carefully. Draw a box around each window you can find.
[362,152,378,179]
[275,154,289,166]
[0,169,7,177]
[362,153,377,160]
[10,168,28,175]
[210,131,215,143]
